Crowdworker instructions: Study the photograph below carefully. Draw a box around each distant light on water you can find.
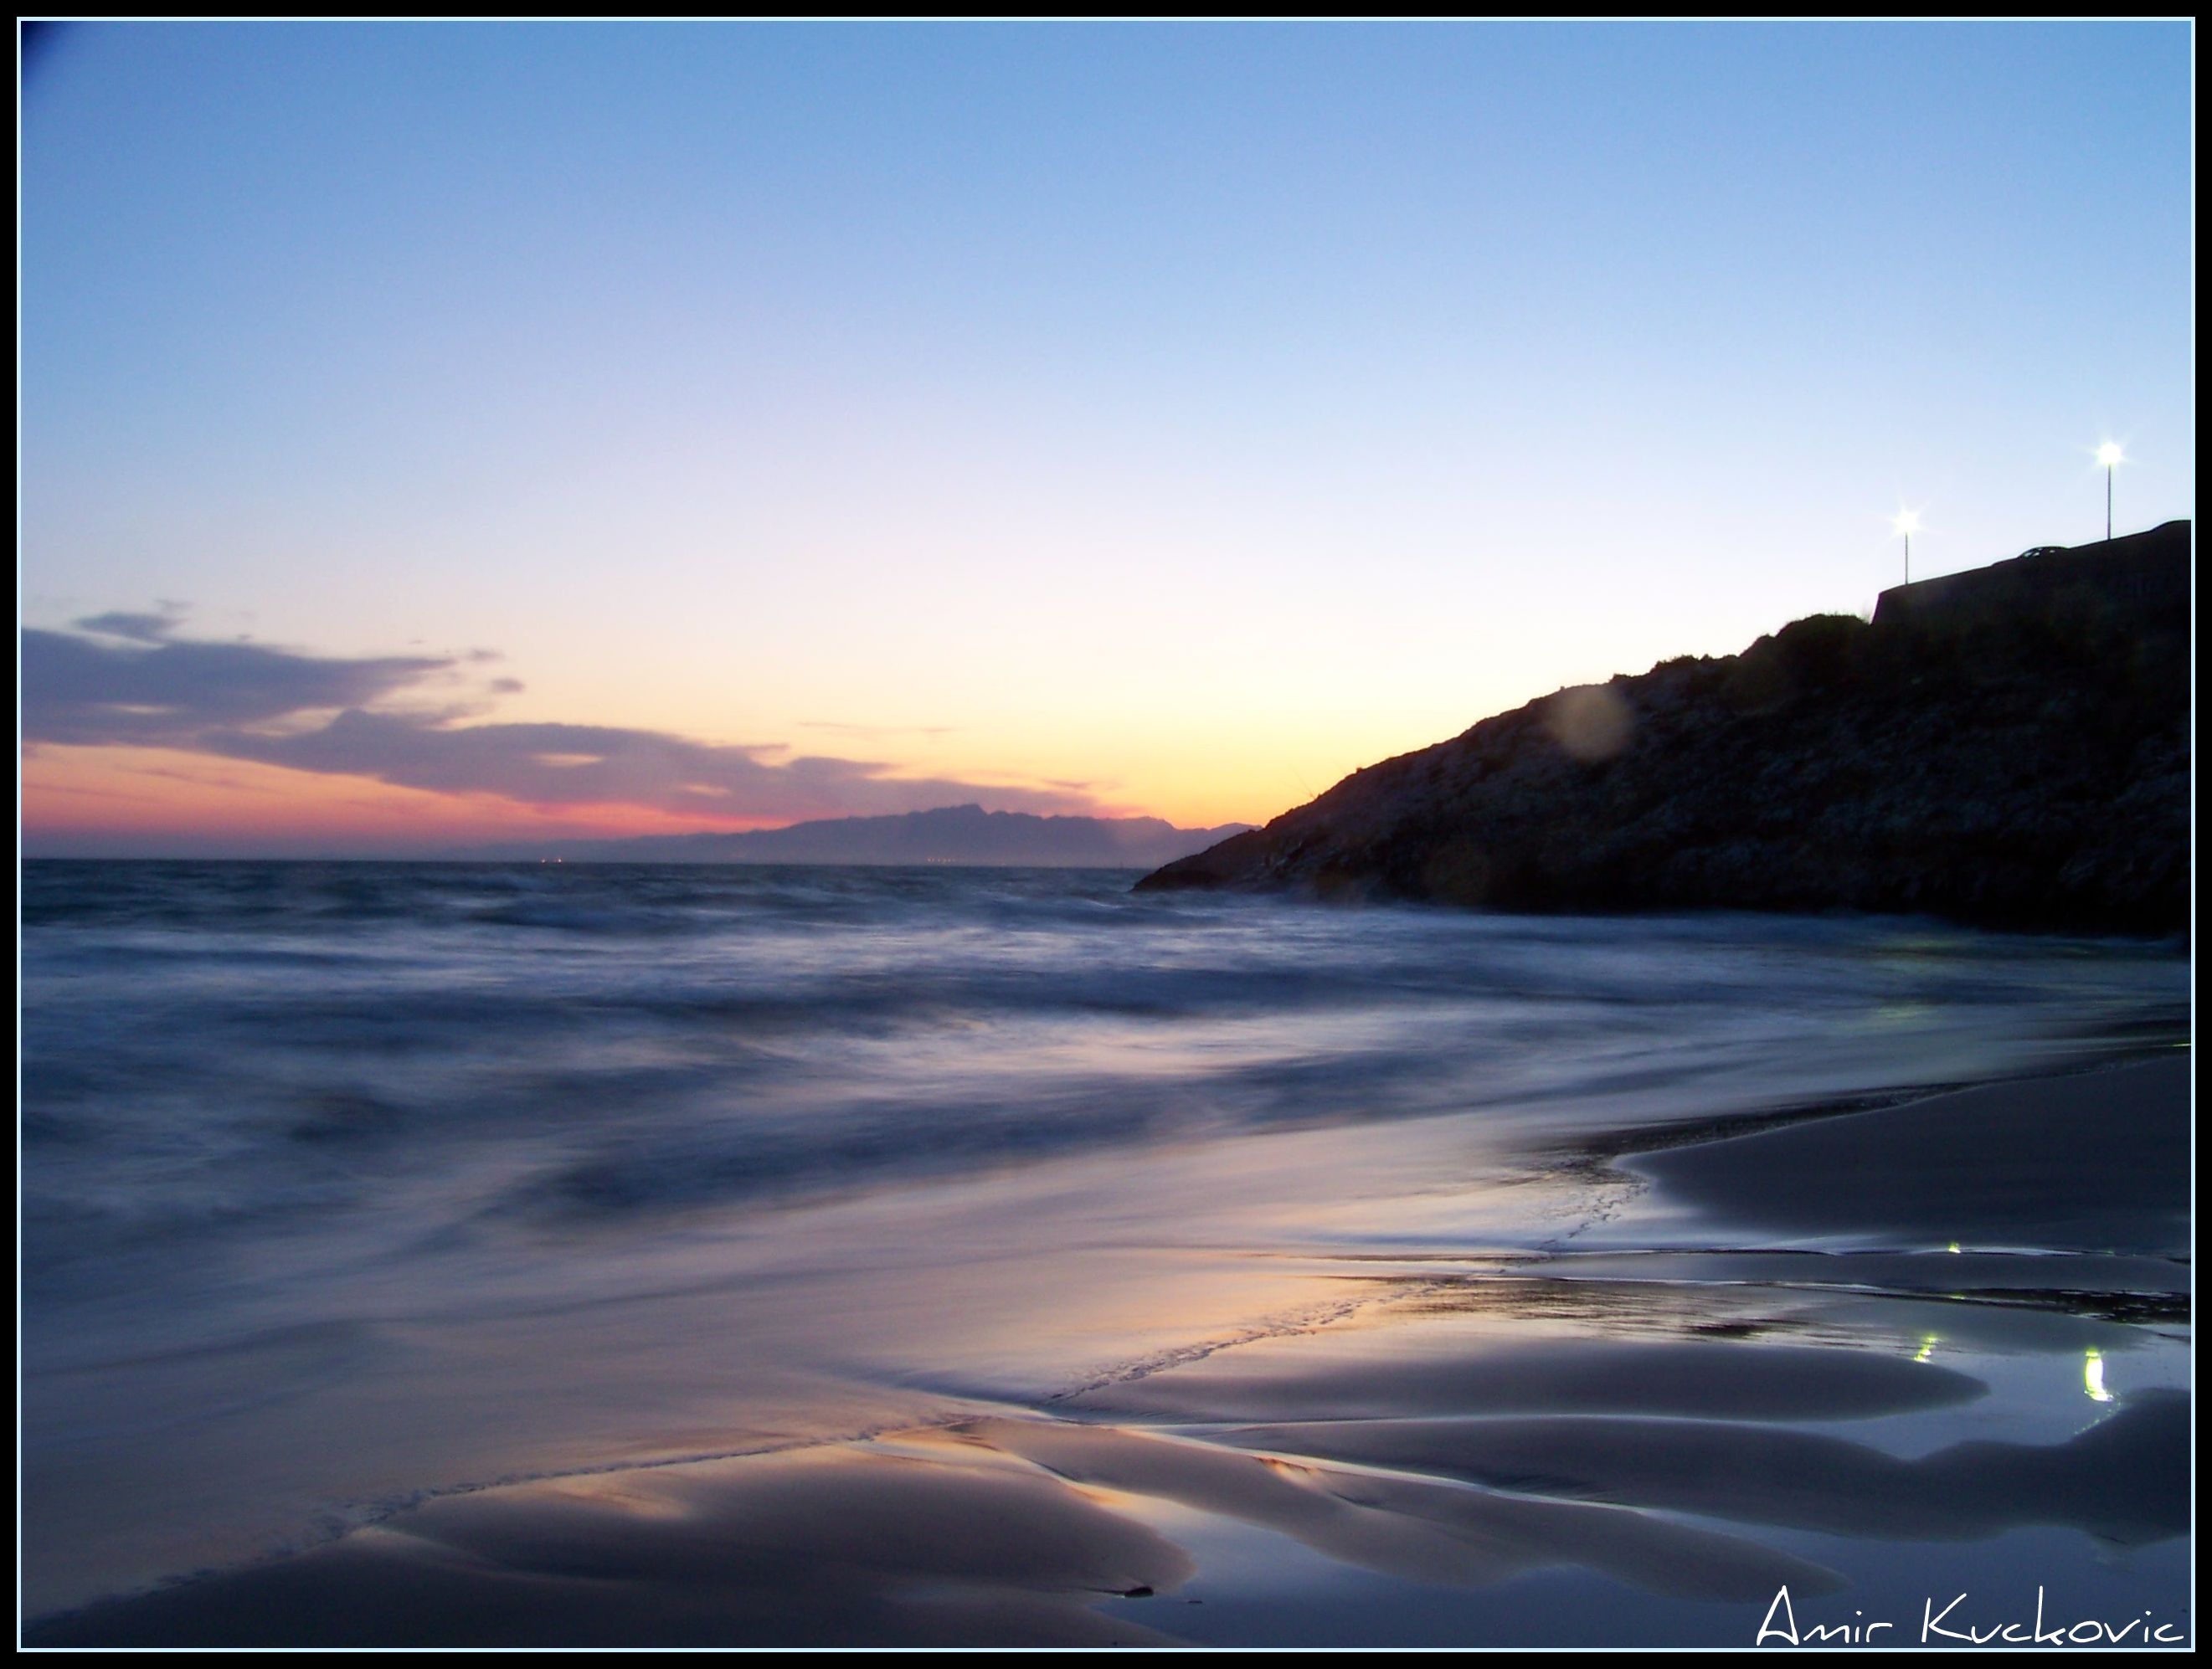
[2084,1348,2114,1403]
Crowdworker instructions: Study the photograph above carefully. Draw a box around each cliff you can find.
[1136,521,2189,933]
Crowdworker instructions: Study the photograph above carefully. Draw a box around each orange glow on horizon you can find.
[20,745,799,853]
[18,722,1421,853]
[20,739,1304,855]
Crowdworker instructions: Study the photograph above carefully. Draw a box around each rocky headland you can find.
[1137,521,2189,934]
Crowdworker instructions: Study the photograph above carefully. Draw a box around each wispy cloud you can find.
[71,605,188,643]
[797,720,963,737]
[22,626,453,746]
[206,711,1089,820]
[23,613,1098,824]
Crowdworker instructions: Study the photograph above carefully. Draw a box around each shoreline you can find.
[26,1051,2191,1647]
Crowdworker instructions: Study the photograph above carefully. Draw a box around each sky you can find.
[20,22,2194,856]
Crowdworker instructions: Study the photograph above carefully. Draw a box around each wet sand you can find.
[26,1059,2192,1647]
[1624,1054,2190,1252]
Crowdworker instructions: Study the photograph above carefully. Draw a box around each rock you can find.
[1135,521,2189,934]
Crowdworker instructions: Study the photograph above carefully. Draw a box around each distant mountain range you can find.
[444,804,1253,868]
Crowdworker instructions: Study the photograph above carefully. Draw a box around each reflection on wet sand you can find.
[28,1407,1845,1647]
[30,1341,2187,1647]
[1226,1391,2189,1546]
[928,1417,1842,1602]
[26,1444,1198,1647]
[1065,1331,1988,1423]
[26,1060,2191,1646]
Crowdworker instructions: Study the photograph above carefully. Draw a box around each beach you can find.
[19,863,2192,1646]
[22,15,2193,1650]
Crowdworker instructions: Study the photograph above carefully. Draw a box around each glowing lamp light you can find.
[2095,442,2126,542]
[1891,508,1923,583]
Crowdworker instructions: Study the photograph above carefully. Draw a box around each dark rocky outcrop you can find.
[1137,521,2189,934]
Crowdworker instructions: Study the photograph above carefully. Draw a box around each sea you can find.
[18,860,2193,1634]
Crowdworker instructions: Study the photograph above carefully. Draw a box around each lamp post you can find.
[1891,508,1921,585]
[2096,442,2124,542]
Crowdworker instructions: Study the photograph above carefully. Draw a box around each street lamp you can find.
[1891,508,1921,585]
[2096,442,2124,541]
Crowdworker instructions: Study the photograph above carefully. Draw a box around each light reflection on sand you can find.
[33,1057,2192,1647]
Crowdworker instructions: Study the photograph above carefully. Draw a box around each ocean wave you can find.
[22,861,2188,1275]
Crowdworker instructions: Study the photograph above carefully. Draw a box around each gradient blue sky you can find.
[21,22,2194,851]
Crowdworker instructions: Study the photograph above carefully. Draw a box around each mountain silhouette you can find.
[450,804,1252,868]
